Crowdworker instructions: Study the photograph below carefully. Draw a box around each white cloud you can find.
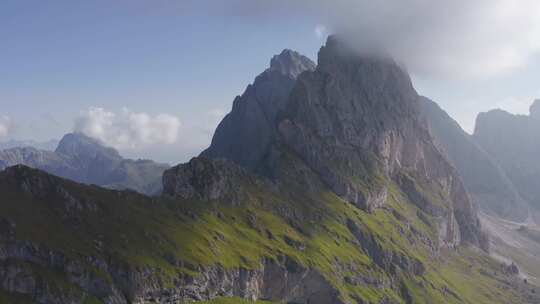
[314,24,327,39]
[74,107,181,150]
[0,116,11,139]
[232,0,540,79]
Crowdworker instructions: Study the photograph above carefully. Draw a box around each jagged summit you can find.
[55,132,121,160]
[269,49,316,79]
[530,99,540,118]
[196,35,482,247]
[200,49,315,169]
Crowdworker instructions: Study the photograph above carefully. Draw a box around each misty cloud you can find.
[232,0,540,79]
[74,107,181,150]
[0,116,11,139]
[314,24,328,39]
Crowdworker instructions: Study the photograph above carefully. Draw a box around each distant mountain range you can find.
[474,100,540,213]
[0,132,168,195]
[0,139,59,151]
[420,98,530,221]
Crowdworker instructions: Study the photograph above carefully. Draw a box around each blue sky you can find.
[2,1,540,163]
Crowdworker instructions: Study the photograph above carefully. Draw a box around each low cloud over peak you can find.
[232,0,540,79]
[74,107,181,150]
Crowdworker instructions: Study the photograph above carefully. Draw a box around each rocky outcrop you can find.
[0,237,341,304]
[0,133,168,195]
[347,219,426,276]
[201,50,315,170]
[134,257,341,304]
[420,97,529,221]
[474,102,540,210]
[162,157,260,205]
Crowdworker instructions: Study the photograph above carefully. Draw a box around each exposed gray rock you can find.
[0,237,341,304]
[420,97,529,221]
[269,49,317,79]
[346,219,426,275]
[201,49,315,170]
[133,257,341,304]
[276,36,480,246]
[0,240,126,304]
[162,157,257,205]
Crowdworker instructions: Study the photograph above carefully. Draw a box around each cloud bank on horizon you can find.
[74,107,181,151]
[234,0,540,79]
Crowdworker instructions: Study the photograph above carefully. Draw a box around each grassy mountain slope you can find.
[0,164,536,303]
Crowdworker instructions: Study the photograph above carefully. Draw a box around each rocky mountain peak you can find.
[276,35,480,245]
[530,99,540,119]
[280,35,425,175]
[269,49,316,79]
[55,132,121,161]
[200,49,315,170]
[197,35,481,247]
[317,35,412,88]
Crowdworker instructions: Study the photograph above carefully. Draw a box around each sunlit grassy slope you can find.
[0,165,536,303]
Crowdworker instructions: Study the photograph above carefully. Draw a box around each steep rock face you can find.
[474,103,540,210]
[0,133,168,195]
[133,257,341,304]
[201,50,316,170]
[0,241,340,304]
[277,36,480,246]
[420,97,529,221]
